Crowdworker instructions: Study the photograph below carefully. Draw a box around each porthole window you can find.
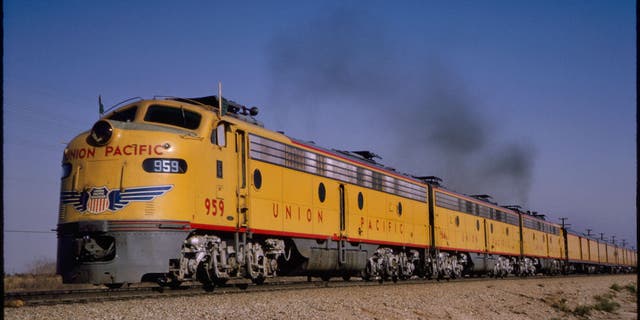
[455,216,460,227]
[397,202,403,216]
[318,182,326,203]
[490,223,494,233]
[253,169,262,189]
[357,192,364,210]
[476,220,480,231]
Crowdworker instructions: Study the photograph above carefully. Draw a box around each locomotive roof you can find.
[172,96,264,127]
[289,137,426,186]
[566,229,629,247]
[104,95,265,127]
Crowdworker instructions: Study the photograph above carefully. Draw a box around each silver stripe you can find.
[249,134,426,201]
[435,191,520,227]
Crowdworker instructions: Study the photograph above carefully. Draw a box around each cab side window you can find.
[211,122,227,147]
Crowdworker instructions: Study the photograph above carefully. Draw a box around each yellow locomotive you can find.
[57,94,636,288]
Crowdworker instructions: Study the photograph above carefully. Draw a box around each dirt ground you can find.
[5,274,637,320]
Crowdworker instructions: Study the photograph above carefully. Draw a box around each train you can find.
[57,94,637,289]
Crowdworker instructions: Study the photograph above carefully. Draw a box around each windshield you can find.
[107,106,138,122]
[144,105,201,130]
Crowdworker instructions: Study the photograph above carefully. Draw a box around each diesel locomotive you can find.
[57,94,637,288]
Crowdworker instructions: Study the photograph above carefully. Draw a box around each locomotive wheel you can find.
[252,276,266,285]
[196,260,213,284]
[342,275,351,281]
[362,260,374,281]
[430,261,439,280]
[203,283,215,292]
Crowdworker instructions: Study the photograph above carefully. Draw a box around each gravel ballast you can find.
[5,274,637,320]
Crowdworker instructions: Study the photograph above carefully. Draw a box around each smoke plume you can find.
[267,8,536,205]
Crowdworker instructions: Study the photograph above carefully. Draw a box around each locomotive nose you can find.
[87,120,114,146]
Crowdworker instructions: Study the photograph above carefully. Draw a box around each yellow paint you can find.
[567,233,582,261]
[58,97,638,268]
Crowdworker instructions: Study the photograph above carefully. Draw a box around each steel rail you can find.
[4,273,628,307]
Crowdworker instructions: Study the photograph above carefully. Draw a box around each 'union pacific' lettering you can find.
[66,147,96,160]
[360,216,404,235]
[66,144,164,160]
[272,202,324,224]
[105,144,164,157]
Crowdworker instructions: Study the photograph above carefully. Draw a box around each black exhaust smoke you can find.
[267,7,535,204]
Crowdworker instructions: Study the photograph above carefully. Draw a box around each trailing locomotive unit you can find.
[58,95,636,288]
[425,187,565,278]
[565,231,637,274]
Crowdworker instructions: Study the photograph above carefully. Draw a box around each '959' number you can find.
[204,198,225,216]
[142,158,187,174]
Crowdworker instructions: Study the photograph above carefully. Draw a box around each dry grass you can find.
[4,274,66,291]
[623,283,636,294]
[4,257,92,292]
[546,280,635,319]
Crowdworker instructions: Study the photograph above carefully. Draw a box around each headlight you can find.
[87,120,113,146]
[61,163,72,179]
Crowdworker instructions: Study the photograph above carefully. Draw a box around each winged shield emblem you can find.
[61,185,173,214]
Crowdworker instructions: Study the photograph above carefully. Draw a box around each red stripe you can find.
[345,236,429,248]
[110,220,189,224]
[109,227,189,232]
[250,228,331,240]
[190,223,246,233]
[568,259,595,264]
[88,198,107,213]
[522,253,563,259]
[436,246,486,254]
[488,251,521,257]
[435,246,521,257]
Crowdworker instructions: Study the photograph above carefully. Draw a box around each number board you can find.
[142,158,188,174]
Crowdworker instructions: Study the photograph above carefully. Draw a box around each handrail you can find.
[102,97,143,114]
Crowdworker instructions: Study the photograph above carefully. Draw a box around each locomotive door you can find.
[236,129,249,227]
[339,185,346,232]
[485,220,492,252]
[206,121,239,229]
[338,184,347,265]
[483,219,489,253]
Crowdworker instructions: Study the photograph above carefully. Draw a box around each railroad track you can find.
[4,278,352,306]
[4,273,624,307]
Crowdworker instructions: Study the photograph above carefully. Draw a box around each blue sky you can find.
[3,1,636,273]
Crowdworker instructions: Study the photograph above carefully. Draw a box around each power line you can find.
[5,230,55,234]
